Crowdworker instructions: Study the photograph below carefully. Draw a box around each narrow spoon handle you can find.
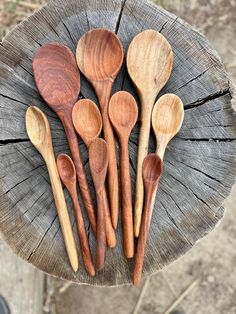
[149,146,166,227]
[70,190,95,277]
[134,103,154,237]
[61,116,97,235]
[96,189,106,271]
[133,189,153,286]
[103,188,117,248]
[120,138,134,258]
[46,155,78,272]
[95,80,119,229]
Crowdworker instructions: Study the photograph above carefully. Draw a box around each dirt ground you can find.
[1,0,236,313]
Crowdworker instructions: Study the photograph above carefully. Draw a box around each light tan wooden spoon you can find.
[127,29,173,237]
[109,91,138,258]
[133,154,163,286]
[72,99,116,249]
[89,138,109,271]
[25,106,78,272]
[150,94,184,217]
[57,154,95,277]
[76,28,124,229]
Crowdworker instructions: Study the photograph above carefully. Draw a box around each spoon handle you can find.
[46,155,78,272]
[95,189,106,271]
[103,188,117,248]
[120,138,134,258]
[95,80,119,229]
[134,110,153,238]
[70,190,95,277]
[61,116,97,234]
[133,188,153,286]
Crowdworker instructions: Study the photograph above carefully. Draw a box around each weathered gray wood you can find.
[0,233,44,314]
[0,0,236,286]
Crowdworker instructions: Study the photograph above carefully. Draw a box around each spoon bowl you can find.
[127,29,173,95]
[72,99,102,146]
[143,154,163,186]
[33,42,80,109]
[76,28,123,81]
[109,91,138,136]
[57,154,76,184]
[152,94,184,139]
[25,106,48,153]
[152,94,184,159]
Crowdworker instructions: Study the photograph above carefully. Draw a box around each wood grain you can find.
[76,28,124,229]
[127,29,173,237]
[33,43,97,235]
[109,91,138,258]
[0,0,236,286]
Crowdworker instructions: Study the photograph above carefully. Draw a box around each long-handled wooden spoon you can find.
[109,91,138,258]
[72,99,116,248]
[133,154,163,286]
[26,106,78,272]
[33,43,96,235]
[89,139,109,271]
[150,93,184,214]
[76,29,124,229]
[127,29,173,237]
[57,154,95,277]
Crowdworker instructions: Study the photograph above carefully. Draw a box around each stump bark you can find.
[0,0,236,286]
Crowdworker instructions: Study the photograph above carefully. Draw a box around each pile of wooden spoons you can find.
[25,27,184,285]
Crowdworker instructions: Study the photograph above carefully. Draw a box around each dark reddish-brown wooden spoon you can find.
[57,154,95,277]
[33,43,96,234]
[133,154,163,286]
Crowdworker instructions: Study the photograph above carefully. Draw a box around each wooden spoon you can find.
[89,139,109,271]
[57,154,95,277]
[127,29,173,237]
[33,43,96,235]
[76,28,124,229]
[109,91,138,258]
[26,106,78,272]
[72,99,116,249]
[150,94,184,218]
[133,154,163,286]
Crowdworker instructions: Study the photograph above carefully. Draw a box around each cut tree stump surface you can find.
[0,0,236,286]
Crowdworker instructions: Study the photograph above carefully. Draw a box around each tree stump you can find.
[0,0,236,286]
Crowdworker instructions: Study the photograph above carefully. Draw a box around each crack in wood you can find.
[185,89,231,110]
[115,0,127,34]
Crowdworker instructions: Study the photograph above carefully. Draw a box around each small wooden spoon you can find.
[26,106,78,272]
[127,29,173,237]
[72,99,116,249]
[57,154,95,277]
[152,94,184,160]
[133,154,163,286]
[109,91,138,258]
[33,43,96,235]
[89,139,109,271]
[77,29,124,229]
[149,94,184,219]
